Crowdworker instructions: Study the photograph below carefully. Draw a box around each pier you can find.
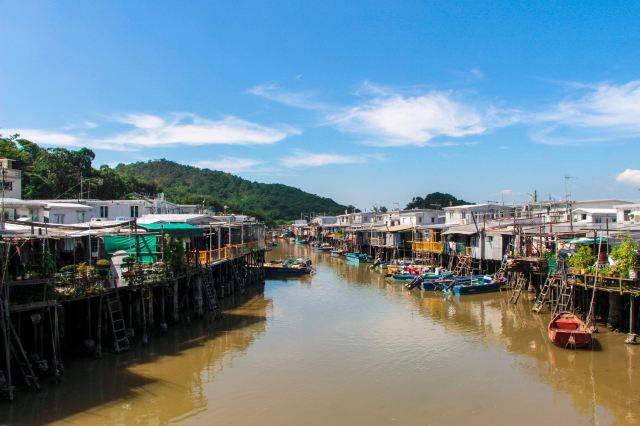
[0,219,266,401]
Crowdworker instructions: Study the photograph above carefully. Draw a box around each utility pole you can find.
[1,164,5,230]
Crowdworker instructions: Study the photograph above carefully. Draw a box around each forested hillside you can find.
[116,160,349,222]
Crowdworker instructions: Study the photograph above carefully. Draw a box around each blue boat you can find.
[452,276,506,295]
[345,252,371,264]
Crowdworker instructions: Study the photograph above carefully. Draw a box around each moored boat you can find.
[345,252,371,264]
[451,276,506,295]
[264,258,314,277]
[548,311,593,349]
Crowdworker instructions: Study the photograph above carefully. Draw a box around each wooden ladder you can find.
[106,291,130,353]
[532,275,559,313]
[8,321,40,390]
[552,277,573,315]
[202,269,220,315]
[453,256,471,276]
[508,273,527,305]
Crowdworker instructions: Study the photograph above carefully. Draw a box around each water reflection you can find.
[2,285,271,425]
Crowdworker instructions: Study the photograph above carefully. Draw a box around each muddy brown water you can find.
[2,242,638,425]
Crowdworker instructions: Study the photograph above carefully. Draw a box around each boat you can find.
[330,249,344,257]
[263,258,314,277]
[450,275,506,295]
[295,238,307,245]
[548,311,593,349]
[313,243,333,252]
[345,252,371,264]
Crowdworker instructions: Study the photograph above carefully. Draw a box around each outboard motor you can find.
[405,275,423,289]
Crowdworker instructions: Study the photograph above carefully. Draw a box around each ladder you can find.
[453,256,471,276]
[552,278,573,315]
[508,273,527,305]
[8,321,40,390]
[532,275,560,313]
[106,291,130,353]
[201,269,220,315]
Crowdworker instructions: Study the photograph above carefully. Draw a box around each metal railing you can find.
[196,240,264,265]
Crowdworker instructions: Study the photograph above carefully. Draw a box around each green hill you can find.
[115,160,349,222]
[405,192,471,210]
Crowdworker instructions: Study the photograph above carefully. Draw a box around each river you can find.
[2,241,638,425]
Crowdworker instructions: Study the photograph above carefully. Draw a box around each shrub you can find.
[569,246,595,271]
[96,258,111,267]
[58,264,76,274]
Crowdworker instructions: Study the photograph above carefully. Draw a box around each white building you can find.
[45,202,93,224]
[0,158,22,199]
[444,203,515,226]
[572,208,617,226]
[1,198,46,222]
[615,204,640,225]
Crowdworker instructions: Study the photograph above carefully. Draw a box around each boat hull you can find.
[453,280,503,295]
[548,311,592,349]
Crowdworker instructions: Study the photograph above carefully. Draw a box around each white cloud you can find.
[248,83,326,110]
[195,157,264,173]
[281,151,367,168]
[1,128,83,146]
[107,113,298,147]
[4,113,298,151]
[616,169,640,186]
[329,84,515,146]
[533,80,640,145]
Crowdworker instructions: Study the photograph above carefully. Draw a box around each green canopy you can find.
[138,223,204,237]
[103,235,158,263]
[568,237,608,244]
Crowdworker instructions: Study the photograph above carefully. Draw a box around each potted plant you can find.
[610,234,639,279]
[95,259,111,278]
[569,246,596,274]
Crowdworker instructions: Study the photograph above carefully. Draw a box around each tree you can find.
[405,192,471,210]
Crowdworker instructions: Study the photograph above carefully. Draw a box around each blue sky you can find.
[2,1,640,209]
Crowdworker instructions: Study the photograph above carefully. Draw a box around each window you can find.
[100,206,109,218]
[29,209,38,221]
[431,217,435,223]
[581,214,587,220]
[53,214,65,224]
[418,217,422,223]
[130,205,139,218]
[78,212,86,222]
[624,210,631,221]
[0,181,12,191]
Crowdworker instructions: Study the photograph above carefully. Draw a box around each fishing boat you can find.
[548,311,593,349]
[330,249,345,257]
[450,275,506,295]
[313,243,333,252]
[263,258,314,277]
[345,252,371,264]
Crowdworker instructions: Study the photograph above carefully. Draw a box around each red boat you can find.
[548,311,593,349]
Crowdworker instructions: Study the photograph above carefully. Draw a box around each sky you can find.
[1,1,640,210]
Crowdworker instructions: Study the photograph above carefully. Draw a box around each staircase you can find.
[508,273,527,305]
[106,291,130,353]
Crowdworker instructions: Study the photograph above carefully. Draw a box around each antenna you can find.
[564,175,576,201]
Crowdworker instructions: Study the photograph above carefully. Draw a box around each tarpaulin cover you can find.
[138,223,203,237]
[103,235,157,263]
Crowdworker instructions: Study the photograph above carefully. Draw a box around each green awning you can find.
[103,235,157,263]
[568,237,608,244]
[138,223,204,237]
